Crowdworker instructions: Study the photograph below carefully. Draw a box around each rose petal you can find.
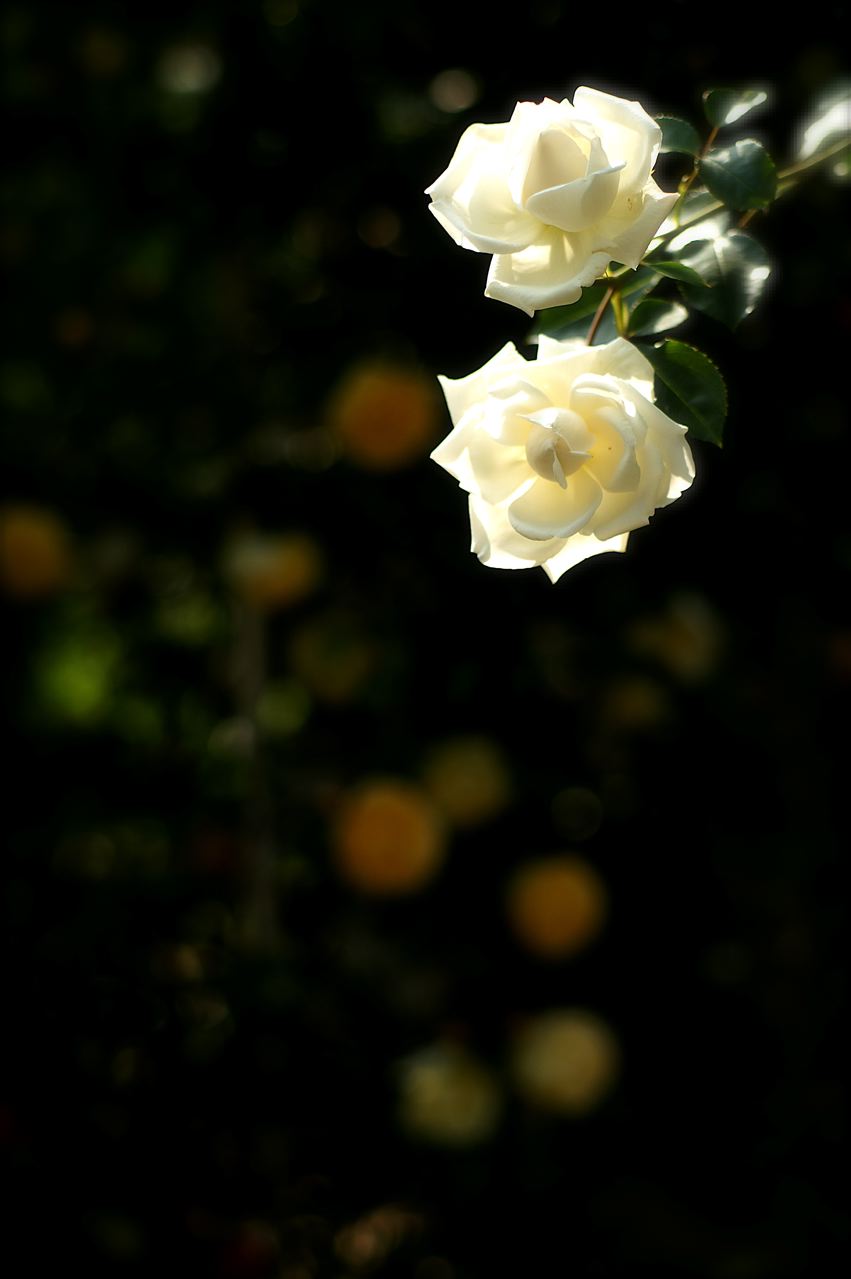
[541,531,629,582]
[437,343,522,424]
[506,99,582,204]
[434,421,534,505]
[507,467,602,540]
[596,183,678,268]
[536,337,654,398]
[427,123,541,254]
[585,406,641,492]
[573,86,662,191]
[485,229,610,315]
[525,162,623,234]
[469,494,563,568]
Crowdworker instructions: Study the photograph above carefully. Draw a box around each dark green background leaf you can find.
[700,139,777,210]
[656,115,702,156]
[645,258,710,287]
[628,298,689,337]
[703,87,769,128]
[675,230,771,329]
[639,339,727,445]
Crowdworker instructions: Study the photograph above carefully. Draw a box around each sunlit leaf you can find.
[656,115,701,156]
[700,140,777,210]
[644,258,709,287]
[702,87,769,128]
[795,80,851,180]
[628,299,688,337]
[639,340,727,446]
[674,230,771,329]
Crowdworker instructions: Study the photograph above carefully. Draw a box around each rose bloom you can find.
[432,337,694,582]
[426,87,677,314]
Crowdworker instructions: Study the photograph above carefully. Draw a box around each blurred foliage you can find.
[1,3,848,1277]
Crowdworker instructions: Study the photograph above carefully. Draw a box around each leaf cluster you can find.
[531,83,848,449]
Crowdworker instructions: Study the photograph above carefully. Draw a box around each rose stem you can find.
[586,285,614,345]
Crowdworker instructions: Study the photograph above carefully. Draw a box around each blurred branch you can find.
[232,600,279,952]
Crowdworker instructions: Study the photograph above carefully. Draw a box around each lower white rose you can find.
[432,337,695,582]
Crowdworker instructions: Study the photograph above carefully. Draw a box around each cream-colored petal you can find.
[506,99,581,204]
[525,162,623,233]
[621,389,695,501]
[585,406,641,492]
[590,443,664,539]
[469,494,563,568]
[523,406,594,455]
[483,377,551,444]
[596,183,678,268]
[541,531,629,582]
[539,337,654,395]
[508,467,602,541]
[437,343,522,425]
[431,417,533,505]
[573,86,662,191]
[485,231,610,315]
[521,124,588,204]
[427,122,541,254]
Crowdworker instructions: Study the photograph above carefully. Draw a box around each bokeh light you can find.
[506,855,607,959]
[0,504,72,598]
[326,362,442,471]
[511,1009,620,1114]
[332,779,447,895]
[397,1042,502,1146]
[223,532,323,611]
[421,735,512,827]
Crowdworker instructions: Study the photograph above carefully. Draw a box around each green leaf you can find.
[700,140,777,210]
[656,115,701,156]
[639,339,727,446]
[644,258,709,287]
[702,87,769,128]
[617,266,662,301]
[674,230,771,329]
[628,298,688,337]
[795,80,851,179]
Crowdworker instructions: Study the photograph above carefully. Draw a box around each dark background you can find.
[2,3,848,1276]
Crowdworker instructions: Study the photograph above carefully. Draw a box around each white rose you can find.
[431,336,695,582]
[426,87,678,315]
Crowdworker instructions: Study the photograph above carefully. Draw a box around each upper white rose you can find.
[426,87,678,315]
[432,336,694,582]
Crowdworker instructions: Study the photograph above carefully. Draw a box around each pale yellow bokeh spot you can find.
[398,1043,502,1146]
[511,1008,619,1114]
[422,735,512,827]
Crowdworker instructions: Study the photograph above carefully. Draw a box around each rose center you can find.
[525,420,590,487]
